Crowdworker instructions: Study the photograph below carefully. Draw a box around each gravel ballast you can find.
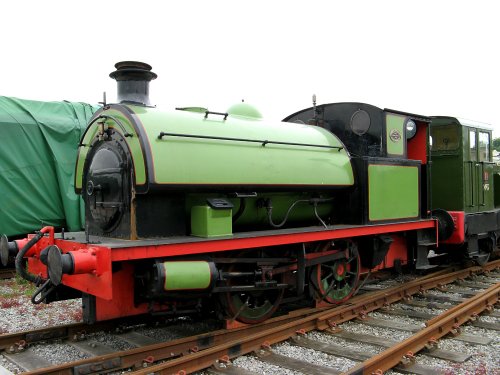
[0,278,82,335]
[1,272,499,375]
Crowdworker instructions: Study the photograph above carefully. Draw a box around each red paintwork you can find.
[23,220,436,321]
[273,249,345,274]
[442,211,465,245]
[59,245,112,300]
[315,300,331,308]
[110,220,436,262]
[336,263,345,276]
[69,248,98,274]
[25,236,113,301]
[17,227,54,261]
[305,249,340,261]
[24,227,57,278]
[407,121,428,164]
[366,234,408,272]
[313,251,360,304]
[224,319,250,330]
[13,238,29,253]
[93,263,149,321]
[42,226,55,241]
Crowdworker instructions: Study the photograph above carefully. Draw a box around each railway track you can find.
[0,268,15,280]
[0,260,498,374]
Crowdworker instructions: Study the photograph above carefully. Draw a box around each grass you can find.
[0,275,84,335]
[14,275,38,296]
[0,275,38,299]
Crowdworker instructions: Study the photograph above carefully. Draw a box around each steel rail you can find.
[23,307,323,375]
[0,315,160,352]
[88,263,500,374]
[344,282,500,375]
[132,275,500,375]
[18,261,499,374]
[312,259,500,329]
[0,267,454,353]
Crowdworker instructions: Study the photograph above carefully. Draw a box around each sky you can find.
[1,1,499,134]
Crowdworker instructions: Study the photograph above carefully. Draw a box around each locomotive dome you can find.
[226,101,263,119]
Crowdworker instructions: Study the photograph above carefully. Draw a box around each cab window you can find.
[479,131,490,162]
[470,130,477,161]
[430,124,459,151]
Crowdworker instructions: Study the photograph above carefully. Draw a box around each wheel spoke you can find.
[313,242,360,304]
[220,255,284,324]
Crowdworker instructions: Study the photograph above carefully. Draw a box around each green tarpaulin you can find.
[0,96,98,236]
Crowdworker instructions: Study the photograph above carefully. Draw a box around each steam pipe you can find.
[15,226,54,283]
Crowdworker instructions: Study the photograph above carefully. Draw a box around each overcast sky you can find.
[1,1,498,134]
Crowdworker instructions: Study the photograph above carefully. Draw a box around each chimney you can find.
[109,61,157,106]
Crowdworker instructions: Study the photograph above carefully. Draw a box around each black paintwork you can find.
[334,157,421,225]
[466,210,500,235]
[135,193,187,238]
[109,61,157,106]
[75,104,152,195]
[83,129,132,238]
[358,235,394,268]
[284,102,385,157]
[82,293,96,324]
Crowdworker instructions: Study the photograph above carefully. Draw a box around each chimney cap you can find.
[109,61,157,81]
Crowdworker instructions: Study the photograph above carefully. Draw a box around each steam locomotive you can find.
[2,62,498,325]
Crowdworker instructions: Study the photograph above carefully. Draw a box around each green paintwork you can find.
[228,294,276,320]
[162,261,212,290]
[386,113,405,156]
[321,267,351,300]
[431,153,464,211]
[75,107,147,191]
[186,192,333,229]
[368,165,419,221]
[188,192,332,236]
[430,117,496,213]
[226,102,263,119]
[129,105,353,188]
[495,174,500,207]
[177,107,208,113]
[191,206,233,237]
[430,120,463,211]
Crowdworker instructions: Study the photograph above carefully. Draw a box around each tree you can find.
[493,138,500,152]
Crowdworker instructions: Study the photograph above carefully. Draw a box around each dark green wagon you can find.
[430,116,500,264]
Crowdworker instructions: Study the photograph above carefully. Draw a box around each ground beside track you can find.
[1,267,498,374]
[0,276,82,334]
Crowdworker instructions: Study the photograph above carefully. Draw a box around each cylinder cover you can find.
[156,261,217,291]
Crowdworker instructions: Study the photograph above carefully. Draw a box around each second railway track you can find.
[0,260,498,374]
[0,269,15,280]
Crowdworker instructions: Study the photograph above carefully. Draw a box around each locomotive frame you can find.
[18,218,436,324]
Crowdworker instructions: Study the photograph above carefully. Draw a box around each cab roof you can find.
[431,116,493,132]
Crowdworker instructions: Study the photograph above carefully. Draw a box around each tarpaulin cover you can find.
[0,96,98,236]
